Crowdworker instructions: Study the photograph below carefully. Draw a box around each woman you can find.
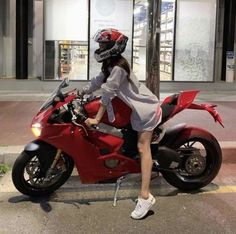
[82,28,162,219]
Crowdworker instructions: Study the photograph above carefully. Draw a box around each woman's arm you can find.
[82,72,105,94]
[95,104,106,122]
[100,66,126,105]
[84,66,126,127]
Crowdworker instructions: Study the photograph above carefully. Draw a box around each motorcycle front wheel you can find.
[12,150,74,196]
[161,128,222,191]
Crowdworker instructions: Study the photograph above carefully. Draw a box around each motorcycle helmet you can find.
[93,28,128,62]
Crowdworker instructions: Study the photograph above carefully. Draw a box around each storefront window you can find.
[44,0,88,80]
[174,0,216,81]
[160,0,176,81]
[43,0,217,82]
[133,0,148,80]
[133,0,175,81]
[89,0,133,79]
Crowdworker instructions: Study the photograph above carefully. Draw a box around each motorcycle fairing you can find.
[161,90,199,124]
[36,123,140,183]
[188,103,224,127]
[160,90,224,127]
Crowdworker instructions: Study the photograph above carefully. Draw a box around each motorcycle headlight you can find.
[31,123,42,137]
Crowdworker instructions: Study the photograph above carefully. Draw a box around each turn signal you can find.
[31,123,42,137]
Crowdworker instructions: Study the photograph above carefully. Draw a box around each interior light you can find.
[134,7,141,15]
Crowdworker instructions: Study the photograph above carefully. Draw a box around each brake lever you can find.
[72,120,88,136]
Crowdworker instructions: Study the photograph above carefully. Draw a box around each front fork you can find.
[45,149,64,181]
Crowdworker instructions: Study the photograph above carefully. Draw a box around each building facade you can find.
[0,0,235,84]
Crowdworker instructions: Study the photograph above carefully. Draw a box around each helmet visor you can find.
[93,29,112,43]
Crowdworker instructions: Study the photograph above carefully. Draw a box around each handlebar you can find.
[69,98,100,133]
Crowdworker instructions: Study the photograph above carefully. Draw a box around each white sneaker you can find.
[131,194,156,219]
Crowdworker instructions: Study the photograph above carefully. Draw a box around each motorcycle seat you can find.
[160,94,179,124]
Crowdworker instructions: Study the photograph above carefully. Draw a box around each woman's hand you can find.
[84,104,106,128]
[84,118,99,128]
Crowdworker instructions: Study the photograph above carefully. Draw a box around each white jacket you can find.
[83,66,162,132]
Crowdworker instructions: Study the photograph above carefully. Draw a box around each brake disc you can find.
[184,150,206,176]
[25,158,40,176]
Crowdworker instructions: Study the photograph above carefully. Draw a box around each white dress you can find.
[83,66,162,132]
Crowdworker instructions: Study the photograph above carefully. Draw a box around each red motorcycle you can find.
[12,79,224,204]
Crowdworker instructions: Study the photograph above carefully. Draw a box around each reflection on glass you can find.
[133,0,148,80]
[59,41,88,80]
[89,0,133,79]
[133,0,175,81]
[160,0,175,81]
[174,0,216,81]
[44,0,88,80]
[45,41,88,80]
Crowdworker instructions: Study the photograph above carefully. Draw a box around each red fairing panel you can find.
[171,90,199,116]
[83,97,132,128]
[39,124,140,183]
[88,130,124,152]
[188,103,224,127]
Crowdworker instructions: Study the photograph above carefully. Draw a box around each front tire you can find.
[12,150,74,196]
[161,128,222,191]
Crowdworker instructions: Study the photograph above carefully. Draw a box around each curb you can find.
[0,142,235,166]
[0,146,24,166]
[218,141,236,163]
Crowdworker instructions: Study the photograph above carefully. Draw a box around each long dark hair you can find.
[101,55,131,83]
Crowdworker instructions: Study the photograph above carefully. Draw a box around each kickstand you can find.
[113,176,126,207]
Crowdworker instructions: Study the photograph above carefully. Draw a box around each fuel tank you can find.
[83,97,132,128]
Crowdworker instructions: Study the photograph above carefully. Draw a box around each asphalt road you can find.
[0,163,236,234]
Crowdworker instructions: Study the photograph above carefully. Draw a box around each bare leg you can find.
[137,131,153,199]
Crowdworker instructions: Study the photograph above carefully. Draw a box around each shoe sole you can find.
[131,197,156,220]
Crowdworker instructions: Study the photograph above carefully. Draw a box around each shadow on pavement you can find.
[8,194,52,212]
[7,182,219,215]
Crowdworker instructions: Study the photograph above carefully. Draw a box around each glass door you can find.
[44,0,88,80]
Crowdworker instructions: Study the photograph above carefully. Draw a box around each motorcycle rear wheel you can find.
[161,129,222,191]
[12,150,74,196]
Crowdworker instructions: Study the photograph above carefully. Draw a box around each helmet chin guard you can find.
[93,28,128,62]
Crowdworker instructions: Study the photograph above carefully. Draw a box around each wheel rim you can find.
[175,139,214,182]
[23,155,67,188]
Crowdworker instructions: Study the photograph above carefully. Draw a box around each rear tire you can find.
[12,150,74,196]
[161,128,222,191]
